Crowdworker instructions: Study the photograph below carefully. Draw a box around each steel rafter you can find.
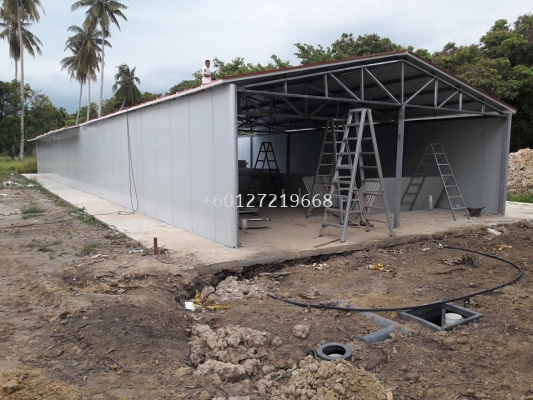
[237,59,506,126]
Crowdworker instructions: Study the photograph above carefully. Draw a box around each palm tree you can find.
[71,0,128,118]
[0,5,42,80]
[60,43,85,125]
[1,0,44,160]
[112,63,141,109]
[62,24,105,124]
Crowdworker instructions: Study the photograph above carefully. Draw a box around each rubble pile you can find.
[508,148,533,194]
[189,324,281,380]
[189,324,387,399]
[200,275,267,305]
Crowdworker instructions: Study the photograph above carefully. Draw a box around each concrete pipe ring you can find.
[316,342,353,361]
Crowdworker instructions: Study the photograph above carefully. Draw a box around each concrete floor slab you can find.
[25,174,533,274]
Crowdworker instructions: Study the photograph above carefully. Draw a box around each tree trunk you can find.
[17,1,25,161]
[87,80,91,122]
[98,30,105,117]
[14,59,18,81]
[76,81,83,125]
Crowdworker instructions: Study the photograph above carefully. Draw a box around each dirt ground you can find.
[1,174,533,400]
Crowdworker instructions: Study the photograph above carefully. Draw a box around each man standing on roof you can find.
[202,60,214,85]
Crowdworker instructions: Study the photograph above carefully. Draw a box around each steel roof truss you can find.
[405,78,436,104]
[328,73,360,100]
[363,68,400,104]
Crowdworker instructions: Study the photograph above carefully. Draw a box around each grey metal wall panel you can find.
[169,98,193,232]
[36,87,239,248]
[289,130,323,175]
[189,91,217,240]
[107,117,122,206]
[127,111,145,214]
[140,108,158,219]
[212,85,238,247]
[153,103,174,225]
[251,134,287,173]
[118,115,132,210]
[237,136,252,166]
[404,117,506,214]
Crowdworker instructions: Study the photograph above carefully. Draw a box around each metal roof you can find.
[227,51,515,133]
[32,50,514,141]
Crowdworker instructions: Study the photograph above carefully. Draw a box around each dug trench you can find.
[1,178,533,399]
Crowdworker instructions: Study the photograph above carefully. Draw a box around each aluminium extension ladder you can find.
[305,118,345,217]
[319,108,394,242]
[246,142,283,199]
[401,143,469,221]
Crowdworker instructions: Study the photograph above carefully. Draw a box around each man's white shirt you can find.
[202,65,211,84]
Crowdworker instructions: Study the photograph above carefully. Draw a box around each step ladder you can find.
[305,118,345,217]
[319,108,394,242]
[246,142,283,200]
[401,143,469,221]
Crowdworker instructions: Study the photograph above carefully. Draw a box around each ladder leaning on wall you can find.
[319,108,394,242]
[246,142,283,200]
[306,118,345,218]
[401,143,470,221]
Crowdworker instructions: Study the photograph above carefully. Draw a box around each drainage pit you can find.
[317,343,353,361]
[398,303,482,331]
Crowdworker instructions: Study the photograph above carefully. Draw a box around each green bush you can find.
[507,192,533,203]
[0,157,37,174]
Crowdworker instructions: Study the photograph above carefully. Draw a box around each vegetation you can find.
[71,0,128,117]
[507,192,533,203]
[21,202,44,214]
[112,63,141,109]
[0,80,67,156]
[60,24,106,124]
[0,155,36,173]
[72,206,100,225]
[80,242,98,255]
[0,0,44,160]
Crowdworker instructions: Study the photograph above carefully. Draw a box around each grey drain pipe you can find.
[360,312,409,344]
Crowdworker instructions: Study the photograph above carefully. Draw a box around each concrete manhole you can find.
[398,303,483,331]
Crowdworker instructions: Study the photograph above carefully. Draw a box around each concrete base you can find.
[25,174,533,274]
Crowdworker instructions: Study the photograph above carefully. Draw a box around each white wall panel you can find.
[404,117,507,214]
[127,111,145,214]
[237,136,252,166]
[140,108,158,218]
[153,103,174,225]
[170,98,193,232]
[212,85,238,247]
[189,91,216,240]
[251,134,287,172]
[36,87,239,247]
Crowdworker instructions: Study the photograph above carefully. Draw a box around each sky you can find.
[1,0,532,113]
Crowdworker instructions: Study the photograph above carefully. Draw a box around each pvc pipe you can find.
[360,312,409,344]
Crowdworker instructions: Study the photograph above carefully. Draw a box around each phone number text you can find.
[203,194,333,208]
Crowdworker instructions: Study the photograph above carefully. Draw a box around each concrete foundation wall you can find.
[37,85,238,247]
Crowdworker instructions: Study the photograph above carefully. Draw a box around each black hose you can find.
[267,245,524,312]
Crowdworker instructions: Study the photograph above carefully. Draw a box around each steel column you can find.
[394,106,406,228]
[499,113,513,215]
